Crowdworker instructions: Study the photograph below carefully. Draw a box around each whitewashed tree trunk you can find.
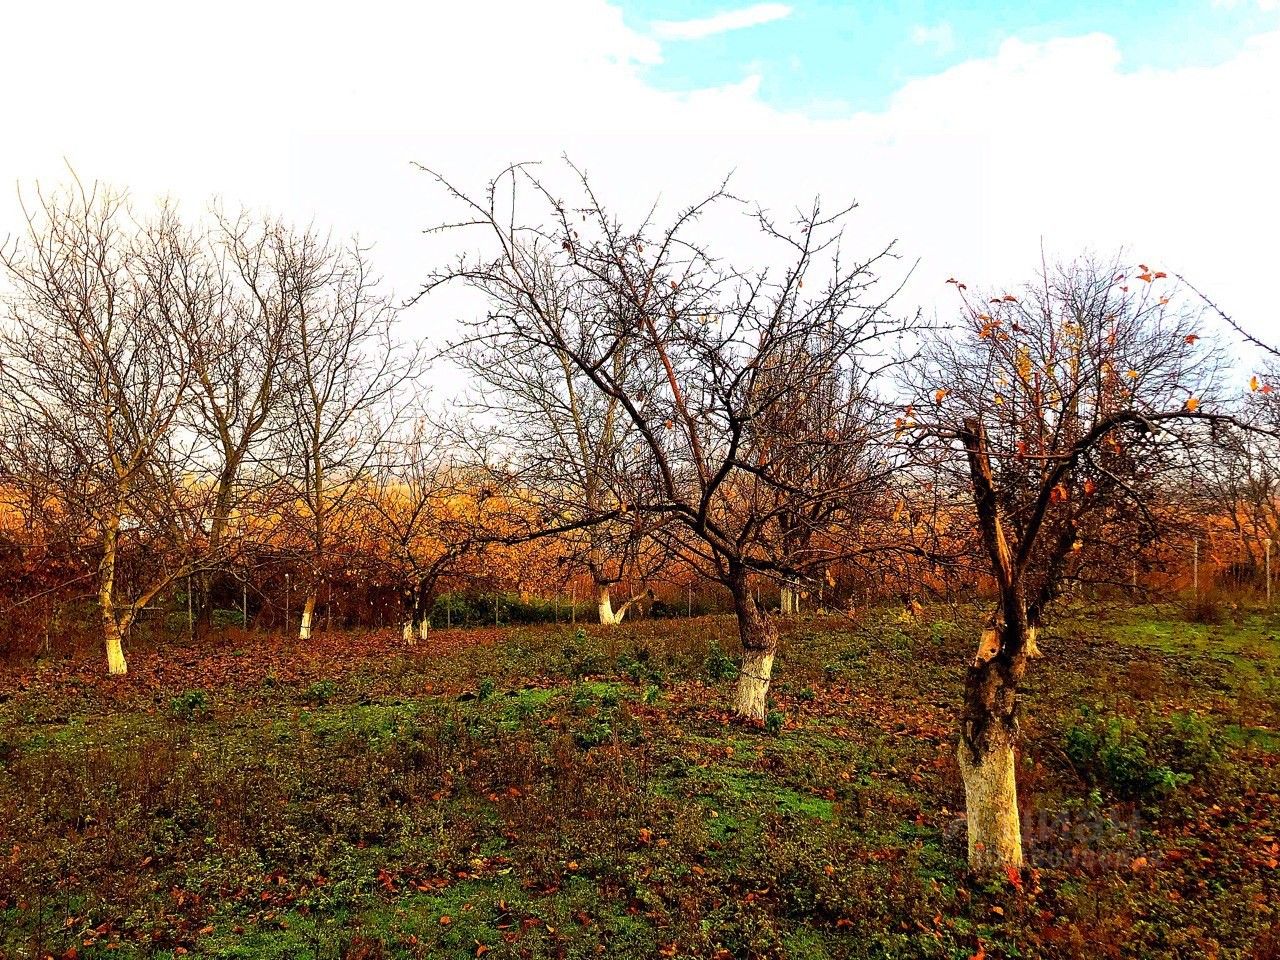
[959,733,1023,873]
[105,627,128,676]
[299,593,316,640]
[960,608,1030,874]
[780,585,794,616]
[733,648,775,720]
[402,619,415,642]
[597,583,624,626]
[728,566,778,722]
[417,618,429,641]
[99,511,128,676]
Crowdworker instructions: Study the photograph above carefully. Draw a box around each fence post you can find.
[1265,537,1272,605]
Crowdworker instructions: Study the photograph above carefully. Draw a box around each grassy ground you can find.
[0,601,1277,959]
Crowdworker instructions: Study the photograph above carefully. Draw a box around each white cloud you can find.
[910,22,956,55]
[652,3,792,41]
[0,2,1277,368]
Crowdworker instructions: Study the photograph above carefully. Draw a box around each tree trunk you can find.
[401,583,419,644]
[299,593,316,640]
[99,511,128,676]
[104,620,128,676]
[958,726,1022,873]
[780,584,795,616]
[959,611,1029,874]
[597,582,624,626]
[729,567,778,721]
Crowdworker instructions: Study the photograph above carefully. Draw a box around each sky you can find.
[2,0,1278,375]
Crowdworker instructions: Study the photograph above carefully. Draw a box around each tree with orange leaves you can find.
[907,255,1238,873]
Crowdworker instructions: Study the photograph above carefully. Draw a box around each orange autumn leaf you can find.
[1185,334,1200,344]
[1251,375,1260,392]
[934,388,949,405]
[1185,397,1200,412]
[1005,864,1023,890]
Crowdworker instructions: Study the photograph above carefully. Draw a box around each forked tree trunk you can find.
[299,593,317,640]
[729,567,778,721]
[958,418,1032,874]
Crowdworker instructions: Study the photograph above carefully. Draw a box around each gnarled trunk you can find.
[401,583,420,644]
[299,593,316,640]
[959,608,1029,874]
[729,567,778,721]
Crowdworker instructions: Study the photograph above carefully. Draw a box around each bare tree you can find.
[0,182,209,674]
[420,160,911,719]
[448,243,663,625]
[266,227,420,641]
[173,211,294,631]
[362,417,501,642]
[908,256,1234,872]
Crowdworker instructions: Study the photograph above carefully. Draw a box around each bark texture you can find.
[958,726,1023,872]
[729,567,778,721]
[299,593,316,640]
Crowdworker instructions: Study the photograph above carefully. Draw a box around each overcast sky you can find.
[3,0,1278,375]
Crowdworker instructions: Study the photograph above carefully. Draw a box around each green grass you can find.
[0,602,1277,958]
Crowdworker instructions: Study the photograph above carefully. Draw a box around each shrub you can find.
[765,710,786,737]
[304,679,339,705]
[169,689,208,718]
[1063,708,1215,801]
[212,607,246,628]
[1183,593,1226,625]
[706,641,739,682]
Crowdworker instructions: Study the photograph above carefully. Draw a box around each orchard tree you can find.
[267,227,420,641]
[362,418,502,642]
[0,182,208,674]
[177,211,294,632]
[445,192,663,626]
[910,256,1234,873]
[420,161,910,719]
